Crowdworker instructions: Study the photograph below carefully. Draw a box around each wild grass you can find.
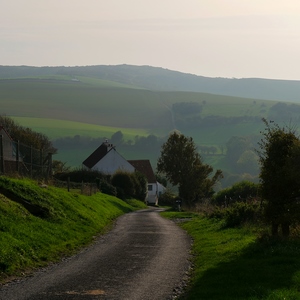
[0,176,140,282]
[161,211,300,300]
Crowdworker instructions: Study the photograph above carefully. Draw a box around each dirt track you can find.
[0,208,191,300]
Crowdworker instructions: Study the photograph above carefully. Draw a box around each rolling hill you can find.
[1,65,300,187]
[2,64,300,102]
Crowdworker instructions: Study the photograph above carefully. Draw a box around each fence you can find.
[0,135,53,179]
[52,178,99,195]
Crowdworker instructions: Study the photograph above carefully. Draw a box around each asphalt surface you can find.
[0,208,191,300]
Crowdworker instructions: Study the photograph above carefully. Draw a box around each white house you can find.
[82,140,164,205]
[82,140,134,174]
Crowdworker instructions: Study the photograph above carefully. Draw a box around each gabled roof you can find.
[82,143,113,169]
[128,159,156,183]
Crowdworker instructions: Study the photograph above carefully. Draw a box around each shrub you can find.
[158,189,176,206]
[210,202,260,227]
[99,180,117,197]
[54,169,105,183]
[213,181,260,206]
[132,171,147,201]
[111,171,135,199]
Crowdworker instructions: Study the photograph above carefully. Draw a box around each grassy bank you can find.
[161,211,300,300]
[0,176,146,282]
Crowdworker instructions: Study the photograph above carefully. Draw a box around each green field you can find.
[1,77,276,130]
[0,76,291,170]
[12,117,150,140]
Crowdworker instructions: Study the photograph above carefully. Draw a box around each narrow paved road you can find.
[0,208,191,300]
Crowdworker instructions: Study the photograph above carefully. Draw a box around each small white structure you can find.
[82,140,134,174]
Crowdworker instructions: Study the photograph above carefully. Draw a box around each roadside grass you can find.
[161,211,300,300]
[0,176,139,282]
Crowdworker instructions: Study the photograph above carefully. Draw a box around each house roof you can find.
[128,159,156,183]
[82,142,113,169]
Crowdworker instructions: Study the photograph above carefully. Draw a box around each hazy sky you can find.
[1,0,300,80]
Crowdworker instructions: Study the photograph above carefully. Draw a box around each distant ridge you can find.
[1,64,300,102]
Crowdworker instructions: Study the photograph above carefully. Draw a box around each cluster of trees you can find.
[157,121,300,238]
[175,114,262,130]
[0,116,55,153]
[53,131,165,155]
[268,102,300,121]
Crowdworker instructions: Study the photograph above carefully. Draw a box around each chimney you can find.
[104,139,114,151]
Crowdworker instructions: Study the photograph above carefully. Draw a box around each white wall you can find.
[92,149,135,175]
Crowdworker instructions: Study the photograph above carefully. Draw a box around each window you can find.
[148,184,153,191]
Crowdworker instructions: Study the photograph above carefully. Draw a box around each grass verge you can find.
[0,176,145,283]
[161,211,300,300]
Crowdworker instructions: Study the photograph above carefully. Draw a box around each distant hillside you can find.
[2,71,300,187]
[1,64,300,102]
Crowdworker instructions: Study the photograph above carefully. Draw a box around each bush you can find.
[132,171,147,201]
[158,189,176,206]
[99,180,117,197]
[213,181,260,206]
[54,169,105,183]
[210,202,261,228]
[111,171,135,199]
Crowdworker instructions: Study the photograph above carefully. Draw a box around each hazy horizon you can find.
[2,1,300,81]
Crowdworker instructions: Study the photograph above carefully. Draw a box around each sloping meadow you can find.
[0,176,138,282]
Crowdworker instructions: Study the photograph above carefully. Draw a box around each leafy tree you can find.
[111,131,124,145]
[157,131,223,206]
[257,119,300,237]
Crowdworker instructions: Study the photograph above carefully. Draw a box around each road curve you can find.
[0,208,191,300]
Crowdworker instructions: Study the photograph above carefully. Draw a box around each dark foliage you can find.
[54,169,106,183]
[213,181,260,206]
[210,202,262,228]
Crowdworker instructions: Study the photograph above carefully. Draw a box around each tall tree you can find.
[157,131,222,206]
[257,119,300,237]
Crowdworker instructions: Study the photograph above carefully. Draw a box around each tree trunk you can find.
[271,222,279,236]
[281,222,290,237]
